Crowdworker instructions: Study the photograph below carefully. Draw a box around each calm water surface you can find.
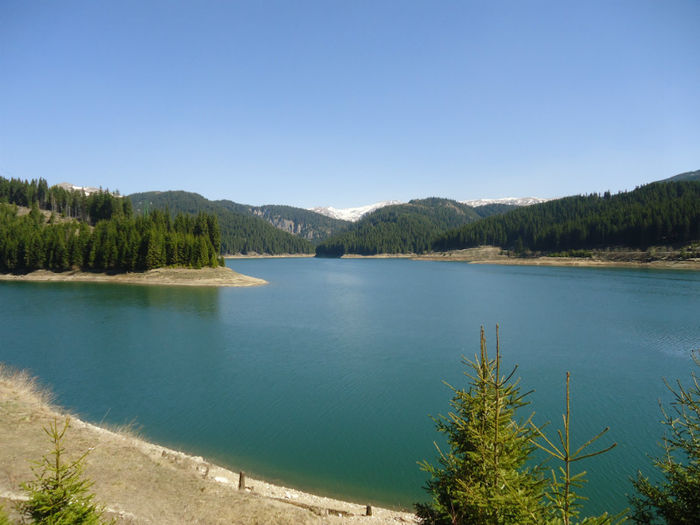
[1,258,698,515]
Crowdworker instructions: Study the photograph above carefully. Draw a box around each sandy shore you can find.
[0,365,417,524]
[0,266,268,287]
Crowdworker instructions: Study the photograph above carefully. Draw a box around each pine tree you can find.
[20,417,108,524]
[29,201,43,225]
[417,326,545,524]
[629,351,700,524]
[531,373,622,525]
[418,328,621,525]
[25,231,45,270]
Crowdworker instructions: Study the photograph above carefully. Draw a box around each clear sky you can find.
[1,1,698,208]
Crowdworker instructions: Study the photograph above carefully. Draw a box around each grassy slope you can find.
[0,365,416,524]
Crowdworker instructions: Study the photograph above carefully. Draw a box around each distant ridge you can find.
[315,197,502,257]
[311,197,546,222]
[310,201,402,222]
[460,197,551,207]
[660,170,700,183]
[57,182,119,196]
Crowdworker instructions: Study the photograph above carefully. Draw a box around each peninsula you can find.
[0,266,267,287]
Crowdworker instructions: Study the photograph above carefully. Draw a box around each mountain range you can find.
[127,191,543,253]
[127,192,525,254]
[311,197,549,222]
[314,197,513,256]
[54,168,699,256]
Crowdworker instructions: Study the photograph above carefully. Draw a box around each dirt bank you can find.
[415,246,700,270]
[0,366,417,524]
[330,246,700,270]
[0,266,268,287]
[340,254,415,259]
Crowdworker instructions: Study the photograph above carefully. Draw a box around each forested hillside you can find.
[130,191,348,246]
[0,177,223,272]
[252,204,351,243]
[315,198,485,256]
[0,176,132,224]
[433,181,700,253]
[129,191,315,254]
[472,203,519,217]
[211,200,351,242]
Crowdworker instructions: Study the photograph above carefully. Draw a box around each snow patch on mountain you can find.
[56,182,119,196]
[310,200,402,222]
[460,197,551,207]
[311,196,550,221]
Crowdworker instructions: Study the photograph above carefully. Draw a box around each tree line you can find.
[0,203,222,273]
[433,181,700,253]
[0,176,132,224]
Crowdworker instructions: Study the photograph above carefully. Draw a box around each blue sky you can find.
[1,1,698,208]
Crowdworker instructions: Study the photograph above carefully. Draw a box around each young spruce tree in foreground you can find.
[417,326,621,525]
[417,326,545,524]
[531,372,622,525]
[20,417,108,525]
[629,352,700,524]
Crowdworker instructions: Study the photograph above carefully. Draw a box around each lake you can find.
[1,258,698,516]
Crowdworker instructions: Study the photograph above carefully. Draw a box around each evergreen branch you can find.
[571,442,618,462]
[571,427,615,459]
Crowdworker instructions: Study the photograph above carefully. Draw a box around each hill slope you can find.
[315,198,486,256]
[660,169,700,182]
[433,181,700,253]
[310,200,402,222]
[0,366,414,524]
[129,191,315,255]
[130,191,349,247]
[215,201,351,243]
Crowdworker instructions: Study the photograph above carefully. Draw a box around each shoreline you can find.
[225,253,315,259]
[0,266,268,287]
[0,366,417,524]
[337,246,700,270]
[464,257,700,270]
[340,254,415,259]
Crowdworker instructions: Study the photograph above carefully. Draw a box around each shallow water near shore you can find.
[1,258,698,516]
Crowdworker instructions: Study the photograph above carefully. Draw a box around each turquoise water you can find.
[1,258,698,515]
